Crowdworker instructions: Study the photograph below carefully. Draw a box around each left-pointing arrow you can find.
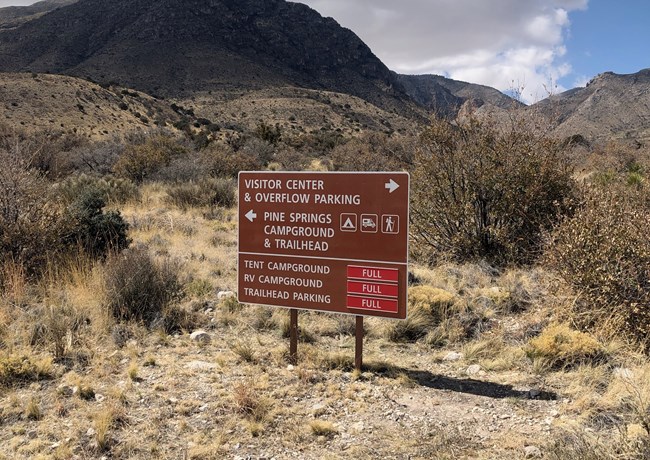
[245,210,257,222]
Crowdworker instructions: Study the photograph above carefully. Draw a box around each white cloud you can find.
[297,0,589,103]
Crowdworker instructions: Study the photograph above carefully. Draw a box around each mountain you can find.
[0,0,76,30]
[532,69,650,143]
[1,0,648,145]
[0,0,423,120]
[395,73,522,118]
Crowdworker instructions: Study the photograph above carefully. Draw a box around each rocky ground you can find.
[1,313,567,460]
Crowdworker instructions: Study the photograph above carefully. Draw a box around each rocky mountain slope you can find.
[0,0,76,30]
[533,69,650,143]
[396,73,522,119]
[0,0,422,119]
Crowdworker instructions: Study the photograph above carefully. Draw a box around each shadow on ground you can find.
[365,362,556,401]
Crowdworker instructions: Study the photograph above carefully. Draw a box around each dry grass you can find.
[525,324,606,369]
[309,419,338,437]
[2,179,650,460]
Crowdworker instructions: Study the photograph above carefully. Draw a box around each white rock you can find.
[95,393,106,403]
[466,364,481,375]
[524,445,542,458]
[86,428,96,437]
[443,351,463,361]
[185,360,217,371]
[287,364,295,371]
[351,421,365,432]
[190,330,211,344]
[217,290,236,300]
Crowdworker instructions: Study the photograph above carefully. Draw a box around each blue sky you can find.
[562,0,650,88]
[1,0,648,103]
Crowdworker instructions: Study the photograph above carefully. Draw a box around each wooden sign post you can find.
[238,172,410,370]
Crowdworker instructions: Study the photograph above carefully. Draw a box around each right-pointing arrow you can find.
[245,210,257,222]
[385,179,399,193]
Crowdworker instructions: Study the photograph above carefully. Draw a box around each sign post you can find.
[238,172,409,369]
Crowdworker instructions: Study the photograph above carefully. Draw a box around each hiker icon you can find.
[382,215,399,234]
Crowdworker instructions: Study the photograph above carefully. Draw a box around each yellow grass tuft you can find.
[309,419,338,437]
[525,324,606,369]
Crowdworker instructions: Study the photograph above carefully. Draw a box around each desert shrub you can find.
[386,283,496,344]
[284,130,346,156]
[545,427,650,460]
[545,184,650,349]
[330,133,414,171]
[24,131,90,178]
[411,116,575,266]
[67,139,125,175]
[104,248,184,324]
[254,121,282,145]
[273,146,311,171]
[113,133,187,183]
[160,305,200,334]
[165,178,236,210]
[64,188,131,258]
[525,324,606,369]
[0,146,66,277]
[30,305,88,358]
[201,143,262,178]
[58,173,139,205]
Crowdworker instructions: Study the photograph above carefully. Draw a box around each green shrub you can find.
[65,188,131,258]
[545,184,650,349]
[104,248,184,324]
[411,116,575,266]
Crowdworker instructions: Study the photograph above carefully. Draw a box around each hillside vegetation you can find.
[1,113,650,459]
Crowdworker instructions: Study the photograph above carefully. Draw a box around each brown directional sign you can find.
[238,172,409,319]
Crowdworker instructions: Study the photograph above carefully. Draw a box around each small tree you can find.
[411,116,575,266]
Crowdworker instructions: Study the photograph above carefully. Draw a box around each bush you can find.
[411,116,575,266]
[113,134,187,183]
[545,184,650,349]
[0,146,66,277]
[165,178,236,210]
[201,143,262,178]
[64,188,131,258]
[330,133,414,171]
[104,248,184,324]
[385,286,455,343]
